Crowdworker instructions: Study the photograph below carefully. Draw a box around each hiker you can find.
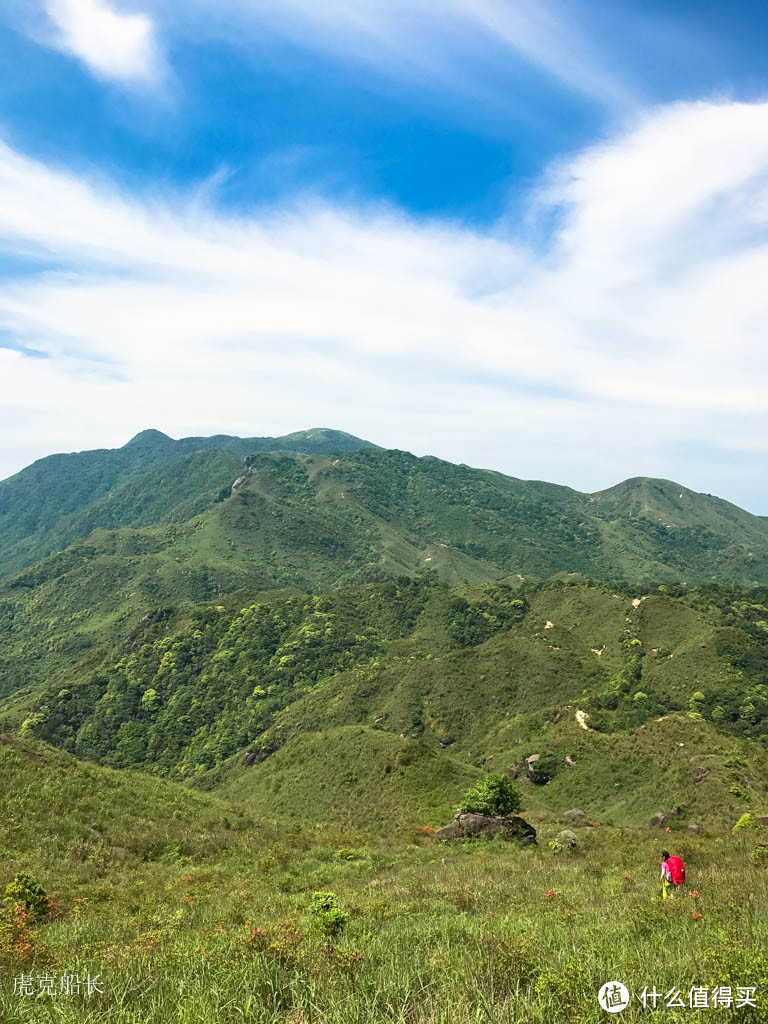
[660,850,685,899]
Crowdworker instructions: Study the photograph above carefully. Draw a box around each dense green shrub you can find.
[446,588,528,648]
[4,873,48,920]
[458,773,521,817]
[733,813,758,833]
[335,847,359,861]
[309,891,349,938]
[531,752,558,779]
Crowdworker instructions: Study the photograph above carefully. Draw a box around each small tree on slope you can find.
[458,773,522,817]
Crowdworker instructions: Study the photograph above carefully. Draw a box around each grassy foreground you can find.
[2,816,767,1023]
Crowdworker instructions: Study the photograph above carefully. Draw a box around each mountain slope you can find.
[0,428,375,580]
[214,726,481,831]
[213,714,768,832]
[9,575,768,833]
[228,448,768,584]
[5,437,768,598]
[6,444,768,704]
[11,573,768,781]
[0,730,249,876]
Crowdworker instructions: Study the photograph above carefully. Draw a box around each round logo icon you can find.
[598,982,630,1013]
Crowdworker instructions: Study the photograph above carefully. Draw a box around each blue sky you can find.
[2,1,768,511]
[5,0,765,220]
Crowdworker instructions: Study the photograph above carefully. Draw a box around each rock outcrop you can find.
[563,808,587,825]
[525,753,553,785]
[436,813,537,845]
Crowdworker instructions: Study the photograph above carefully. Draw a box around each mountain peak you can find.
[279,428,378,447]
[124,429,173,449]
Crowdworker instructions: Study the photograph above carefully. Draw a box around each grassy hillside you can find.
[0,731,251,876]
[210,716,768,835]
[8,574,768,834]
[1,729,768,1024]
[0,428,375,580]
[484,712,768,830]
[213,726,482,831]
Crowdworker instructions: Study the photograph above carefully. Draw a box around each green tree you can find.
[141,687,161,714]
[459,773,521,817]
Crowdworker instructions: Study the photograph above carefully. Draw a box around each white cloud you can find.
[43,0,162,84]
[2,101,768,508]
[148,0,633,110]
[450,0,631,107]
[20,0,631,110]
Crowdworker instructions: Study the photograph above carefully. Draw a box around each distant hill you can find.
[4,435,768,593]
[0,428,376,580]
[4,440,768,594]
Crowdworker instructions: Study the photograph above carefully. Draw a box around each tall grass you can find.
[2,822,767,1023]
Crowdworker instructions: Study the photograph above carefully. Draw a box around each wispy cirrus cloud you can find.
[140,0,633,112]
[41,0,163,84]
[2,101,768,507]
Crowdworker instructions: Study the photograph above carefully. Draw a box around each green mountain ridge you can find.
[4,439,768,710]
[4,436,768,594]
[0,428,377,579]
